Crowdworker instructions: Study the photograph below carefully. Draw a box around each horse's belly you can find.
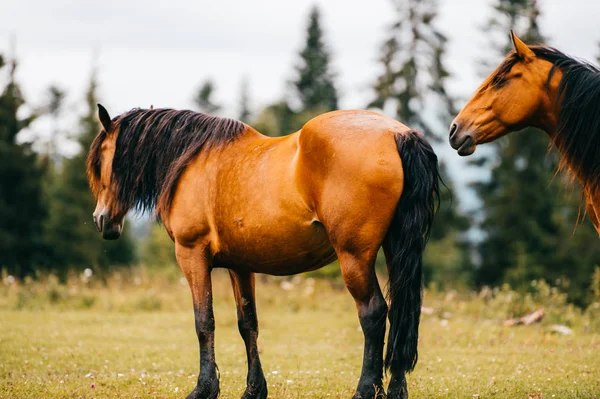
[214,220,336,275]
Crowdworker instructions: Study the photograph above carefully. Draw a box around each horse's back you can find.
[301,109,411,138]
[296,110,411,184]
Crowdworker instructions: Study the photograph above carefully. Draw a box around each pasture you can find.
[1,268,599,399]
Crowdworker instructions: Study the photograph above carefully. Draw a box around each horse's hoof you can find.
[241,378,268,399]
[386,390,407,399]
[387,378,408,399]
[186,377,220,399]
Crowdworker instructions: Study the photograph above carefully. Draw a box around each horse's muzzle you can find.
[449,120,476,156]
[102,222,122,240]
[93,211,123,240]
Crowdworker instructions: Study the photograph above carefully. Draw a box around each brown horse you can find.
[86,105,440,399]
[449,31,600,234]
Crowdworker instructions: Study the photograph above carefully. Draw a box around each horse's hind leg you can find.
[228,270,268,399]
[338,250,388,399]
[176,244,220,399]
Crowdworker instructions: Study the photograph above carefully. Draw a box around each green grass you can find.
[0,269,599,398]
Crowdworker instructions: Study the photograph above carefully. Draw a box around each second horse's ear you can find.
[97,103,112,132]
[511,30,535,61]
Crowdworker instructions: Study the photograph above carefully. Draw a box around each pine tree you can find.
[292,6,338,113]
[368,37,398,112]
[238,76,251,123]
[193,79,221,115]
[473,0,600,304]
[44,85,66,164]
[369,0,471,287]
[368,0,454,139]
[0,55,47,277]
[474,0,553,286]
[43,70,136,277]
[254,6,339,137]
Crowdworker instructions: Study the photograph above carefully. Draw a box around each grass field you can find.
[1,269,599,398]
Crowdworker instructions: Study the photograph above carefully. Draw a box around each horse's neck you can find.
[535,70,581,183]
[536,69,563,135]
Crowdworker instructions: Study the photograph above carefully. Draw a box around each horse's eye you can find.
[512,72,523,79]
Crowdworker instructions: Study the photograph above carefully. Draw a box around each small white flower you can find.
[84,268,93,278]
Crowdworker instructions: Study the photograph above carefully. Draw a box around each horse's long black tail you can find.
[385,130,440,376]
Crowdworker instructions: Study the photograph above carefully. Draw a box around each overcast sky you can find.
[2,0,600,210]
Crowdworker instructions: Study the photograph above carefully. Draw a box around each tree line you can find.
[0,60,135,279]
[1,0,599,305]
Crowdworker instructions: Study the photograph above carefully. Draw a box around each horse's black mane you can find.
[89,108,247,217]
[535,46,600,193]
[494,46,600,192]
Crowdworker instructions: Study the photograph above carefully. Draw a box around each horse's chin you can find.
[457,143,476,156]
[456,136,476,156]
[101,223,123,240]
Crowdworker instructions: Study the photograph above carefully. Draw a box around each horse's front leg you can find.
[176,244,220,399]
[228,270,267,399]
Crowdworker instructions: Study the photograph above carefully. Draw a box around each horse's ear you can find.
[511,30,535,60]
[97,103,112,132]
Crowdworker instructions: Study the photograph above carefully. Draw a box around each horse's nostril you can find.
[449,123,458,139]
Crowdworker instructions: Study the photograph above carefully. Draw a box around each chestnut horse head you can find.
[86,104,124,239]
[86,104,246,239]
[450,32,600,233]
[449,31,559,156]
